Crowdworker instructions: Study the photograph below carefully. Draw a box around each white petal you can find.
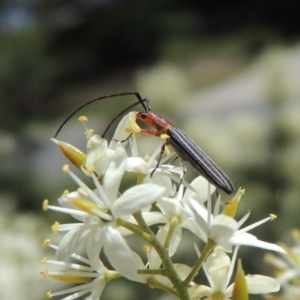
[141,212,168,226]
[58,191,93,222]
[85,134,114,177]
[181,218,208,243]
[131,251,146,270]
[126,157,149,173]
[131,251,148,283]
[109,112,135,150]
[245,274,280,293]
[173,263,192,280]
[103,143,126,202]
[159,197,194,221]
[209,214,238,243]
[183,176,215,204]
[230,232,287,253]
[85,276,105,300]
[112,183,165,218]
[155,263,192,288]
[103,224,138,281]
[189,198,210,233]
[169,226,182,256]
[85,226,105,273]
[143,173,173,197]
[58,191,80,208]
[205,246,230,291]
[56,226,88,261]
[189,284,212,299]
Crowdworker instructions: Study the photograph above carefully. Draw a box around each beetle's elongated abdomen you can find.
[166,127,235,195]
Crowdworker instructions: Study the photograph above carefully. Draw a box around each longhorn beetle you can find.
[55,92,235,195]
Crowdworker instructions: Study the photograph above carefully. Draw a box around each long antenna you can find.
[101,100,141,138]
[54,92,146,137]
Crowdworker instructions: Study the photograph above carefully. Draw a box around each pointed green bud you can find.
[51,138,86,169]
[223,187,245,218]
[232,259,248,300]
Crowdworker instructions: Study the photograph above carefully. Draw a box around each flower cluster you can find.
[42,112,285,300]
[265,230,300,299]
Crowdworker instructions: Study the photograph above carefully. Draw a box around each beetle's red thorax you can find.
[136,111,173,135]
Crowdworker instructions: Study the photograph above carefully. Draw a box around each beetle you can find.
[55,92,235,195]
[134,97,235,195]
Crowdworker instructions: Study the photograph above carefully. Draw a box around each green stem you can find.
[133,211,155,236]
[164,216,180,251]
[116,219,152,242]
[183,238,217,287]
[134,212,190,300]
[119,212,190,299]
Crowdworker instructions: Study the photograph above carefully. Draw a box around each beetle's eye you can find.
[141,112,147,119]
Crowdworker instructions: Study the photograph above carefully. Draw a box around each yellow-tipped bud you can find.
[223,187,243,218]
[45,271,92,283]
[51,138,86,169]
[232,259,248,300]
[269,214,277,221]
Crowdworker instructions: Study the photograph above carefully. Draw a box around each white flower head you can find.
[45,107,286,300]
[42,241,107,300]
[85,133,115,179]
[46,142,165,282]
[189,188,286,253]
[265,229,300,298]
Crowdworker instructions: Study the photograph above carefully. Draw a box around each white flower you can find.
[142,176,214,265]
[85,133,115,178]
[189,189,286,253]
[189,246,280,300]
[265,230,300,298]
[84,112,136,178]
[42,241,107,300]
[108,112,137,150]
[126,133,183,190]
[46,143,165,281]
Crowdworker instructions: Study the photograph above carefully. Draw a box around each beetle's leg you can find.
[113,132,133,143]
[150,142,166,178]
[176,159,187,193]
[168,159,187,198]
[140,129,161,137]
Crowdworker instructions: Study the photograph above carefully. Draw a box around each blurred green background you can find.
[1,1,300,299]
